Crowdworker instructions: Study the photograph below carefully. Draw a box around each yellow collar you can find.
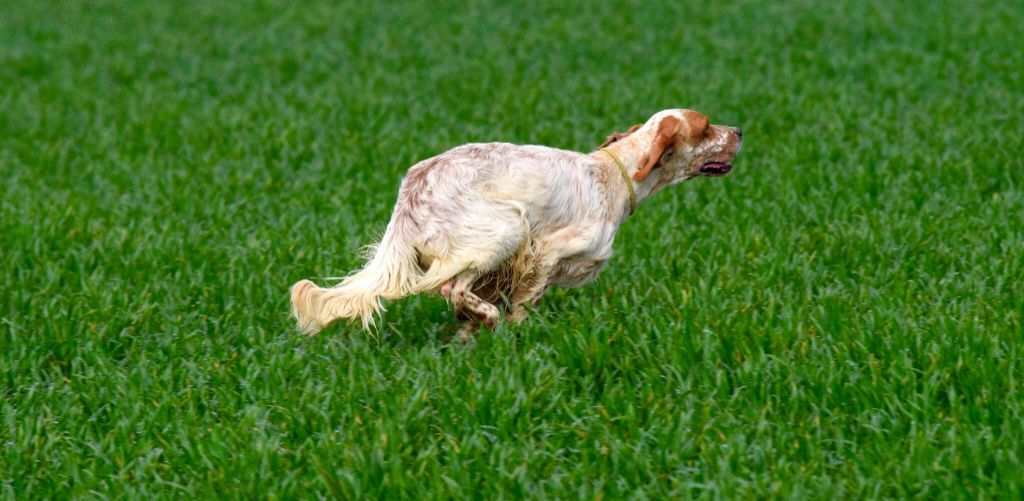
[601,148,636,215]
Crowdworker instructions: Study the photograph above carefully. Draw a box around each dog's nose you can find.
[735,128,743,138]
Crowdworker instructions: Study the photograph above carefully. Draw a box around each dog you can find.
[291,108,742,340]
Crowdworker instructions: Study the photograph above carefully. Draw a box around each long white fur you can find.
[290,109,742,335]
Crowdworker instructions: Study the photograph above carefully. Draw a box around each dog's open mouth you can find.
[699,161,732,176]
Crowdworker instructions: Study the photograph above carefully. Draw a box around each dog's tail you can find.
[290,217,421,334]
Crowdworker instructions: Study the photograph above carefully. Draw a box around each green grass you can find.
[2,0,1023,497]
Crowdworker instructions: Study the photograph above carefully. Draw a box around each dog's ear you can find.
[634,116,682,181]
[598,124,643,149]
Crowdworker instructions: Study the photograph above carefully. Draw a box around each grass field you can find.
[2,0,1023,497]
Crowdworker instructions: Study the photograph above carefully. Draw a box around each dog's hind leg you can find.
[420,262,496,344]
[416,203,527,340]
[447,270,501,344]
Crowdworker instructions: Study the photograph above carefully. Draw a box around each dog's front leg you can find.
[506,225,603,323]
[507,264,551,323]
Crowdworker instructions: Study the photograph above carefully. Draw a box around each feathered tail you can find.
[290,220,421,334]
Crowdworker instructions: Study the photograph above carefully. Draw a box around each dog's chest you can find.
[543,219,618,287]
[549,255,609,286]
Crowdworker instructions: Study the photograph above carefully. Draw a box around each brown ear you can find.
[634,116,681,181]
[598,124,643,149]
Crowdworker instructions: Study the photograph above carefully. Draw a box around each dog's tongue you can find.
[699,162,732,175]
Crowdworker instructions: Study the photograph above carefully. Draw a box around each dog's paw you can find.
[454,322,477,346]
[508,305,530,323]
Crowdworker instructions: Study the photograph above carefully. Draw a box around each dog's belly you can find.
[469,235,610,304]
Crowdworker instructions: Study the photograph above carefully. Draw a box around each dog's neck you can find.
[592,133,664,218]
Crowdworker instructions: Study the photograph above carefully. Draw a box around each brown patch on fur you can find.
[634,116,681,181]
[588,159,621,221]
[598,124,642,149]
[683,112,710,148]
[398,157,442,218]
[454,144,494,160]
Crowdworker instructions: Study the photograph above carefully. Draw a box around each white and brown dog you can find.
[291,109,742,340]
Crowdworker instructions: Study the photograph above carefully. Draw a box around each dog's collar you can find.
[601,148,636,215]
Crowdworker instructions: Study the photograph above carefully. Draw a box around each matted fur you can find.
[291,108,742,336]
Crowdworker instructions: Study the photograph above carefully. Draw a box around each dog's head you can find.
[602,109,742,184]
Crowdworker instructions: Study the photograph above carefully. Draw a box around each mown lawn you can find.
[1,0,1022,497]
